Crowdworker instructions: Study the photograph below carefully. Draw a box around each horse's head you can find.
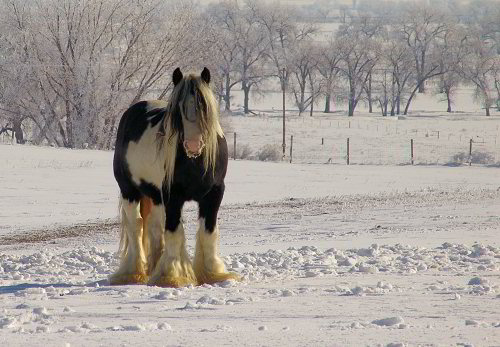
[170,67,214,159]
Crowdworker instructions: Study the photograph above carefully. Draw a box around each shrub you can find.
[229,143,253,160]
[449,150,497,165]
[257,144,282,162]
[239,144,253,159]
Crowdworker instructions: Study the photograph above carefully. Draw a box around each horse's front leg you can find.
[193,184,241,285]
[148,195,197,287]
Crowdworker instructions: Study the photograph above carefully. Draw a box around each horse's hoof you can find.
[196,271,241,285]
[109,273,148,285]
[148,275,197,288]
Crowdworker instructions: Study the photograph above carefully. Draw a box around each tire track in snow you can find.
[1,187,499,246]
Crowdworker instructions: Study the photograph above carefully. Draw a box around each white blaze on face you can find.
[181,94,205,157]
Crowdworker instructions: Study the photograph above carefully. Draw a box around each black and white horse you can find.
[110,67,239,287]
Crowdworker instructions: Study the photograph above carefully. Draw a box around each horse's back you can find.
[114,100,168,201]
[116,100,168,144]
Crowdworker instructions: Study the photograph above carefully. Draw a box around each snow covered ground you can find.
[1,141,499,347]
[1,104,500,346]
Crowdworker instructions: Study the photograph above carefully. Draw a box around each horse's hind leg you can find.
[193,184,240,285]
[109,198,148,285]
[140,196,153,223]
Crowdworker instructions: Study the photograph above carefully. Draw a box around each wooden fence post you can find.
[321,138,324,145]
[290,135,293,163]
[469,138,472,166]
[411,139,414,165]
[347,138,350,165]
[233,132,237,160]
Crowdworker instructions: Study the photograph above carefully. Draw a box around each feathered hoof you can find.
[196,271,241,285]
[148,275,197,288]
[109,272,148,285]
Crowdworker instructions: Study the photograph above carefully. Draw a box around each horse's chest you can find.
[172,160,214,201]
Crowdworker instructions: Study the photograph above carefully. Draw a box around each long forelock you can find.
[160,73,224,191]
[194,76,224,177]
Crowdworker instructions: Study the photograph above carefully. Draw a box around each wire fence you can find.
[2,114,499,166]
[228,132,500,166]
[225,116,500,166]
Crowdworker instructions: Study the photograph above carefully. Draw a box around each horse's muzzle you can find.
[183,138,205,158]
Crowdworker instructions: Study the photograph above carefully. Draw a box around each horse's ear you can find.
[172,68,183,86]
[201,67,210,84]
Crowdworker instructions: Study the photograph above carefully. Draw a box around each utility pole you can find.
[282,68,286,160]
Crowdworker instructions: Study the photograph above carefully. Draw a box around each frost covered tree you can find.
[288,40,322,115]
[465,0,500,54]
[495,64,500,111]
[317,38,342,113]
[341,14,385,114]
[336,22,378,117]
[463,0,500,112]
[371,38,412,117]
[384,39,415,116]
[210,0,269,114]
[371,66,391,117]
[0,0,214,148]
[397,2,450,95]
[210,5,240,111]
[251,1,316,113]
[0,0,42,144]
[459,29,498,117]
[434,25,468,113]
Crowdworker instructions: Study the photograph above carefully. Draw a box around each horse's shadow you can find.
[0,280,109,295]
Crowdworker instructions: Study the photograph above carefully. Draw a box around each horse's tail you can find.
[139,197,153,263]
[117,196,152,264]
[117,198,129,259]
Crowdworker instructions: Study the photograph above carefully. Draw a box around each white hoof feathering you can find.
[148,225,197,287]
[110,201,148,285]
[194,221,241,285]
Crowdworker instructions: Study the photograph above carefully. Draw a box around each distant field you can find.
[223,88,500,165]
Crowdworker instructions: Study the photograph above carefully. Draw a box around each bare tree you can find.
[252,1,315,156]
[288,40,322,115]
[252,1,316,105]
[434,26,468,113]
[336,28,378,117]
[317,38,342,113]
[0,0,213,149]
[342,13,386,114]
[372,67,391,117]
[465,0,500,54]
[398,2,450,95]
[0,0,42,144]
[237,0,270,114]
[386,39,415,116]
[460,29,498,117]
[495,63,500,111]
[210,0,269,114]
[209,1,243,111]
